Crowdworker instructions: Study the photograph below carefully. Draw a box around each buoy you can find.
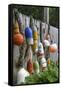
[37,49,44,57]
[33,25,38,40]
[43,40,50,47]
[27,59,34,74]
[13,21,19,33]
[18,13,22,24]
[26,38,33,45]
[13,33,24,45]
[25,27,33,45]
[17,68,29,84]
[25,27,33,38]
[38,42,44,49]
[33,60,39,73]
[37,42,44,56]
[40,57,47,71]
[45,33,50,40]
[49,43,57,53]
[32,40,38,52]
[47,58,51,65]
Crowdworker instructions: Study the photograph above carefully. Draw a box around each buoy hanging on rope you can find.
[33,55,39,73]
[13,33,24,45]
[49,43,57,53]
[13,20,19,34]
[18,13,22,24]
[27,46,34,74]
[25,27,33,45]
[17,68,29,84]
[33,25,38,40]
[40,57,47,71]
[32,25,38,52]
[47,58,51,65]
[13,21,24,45]
[37,42,44,57]
[27,59,34,74]
[25,27,33,38]
[32,40,38,53]
[43,39,50,47]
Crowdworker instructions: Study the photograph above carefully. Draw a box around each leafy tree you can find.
[13,5,59,28]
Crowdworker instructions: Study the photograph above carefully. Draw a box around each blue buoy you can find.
[25,27,33,38]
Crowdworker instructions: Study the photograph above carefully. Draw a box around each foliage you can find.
[25,60,59,84]
[49,7,59,28]
[14,5,59,28]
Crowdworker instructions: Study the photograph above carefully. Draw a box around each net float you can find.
[25,27,33,38]
[13,33,24,45]
[33,60,39,73]
[32,40,38,52]
[33,25,38,40]
[26,38,33,45]
[43,39,50,47]
[27,59,34,74]
[17,68,29,84]
[49,43,57,53]
[13,21,19,34]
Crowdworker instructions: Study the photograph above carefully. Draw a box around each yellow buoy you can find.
[33,31,38,40]
[13,21,19,33]
[33,25,38,40]
[32,40,38,52]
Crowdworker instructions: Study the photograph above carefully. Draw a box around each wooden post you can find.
[44,7,49,24]
[44,7,50,60]
[40,21,42,42]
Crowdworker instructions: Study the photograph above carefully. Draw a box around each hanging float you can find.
[25,27,33,45]
[17,68,29,84]
[13,21,24,45]
[49,43,57,53]
[40,57,47,71]
[37,42,44,57]
[43,39,50,47]
[32,25,38,53]
[33,56,39,73]
[33,25,38,40]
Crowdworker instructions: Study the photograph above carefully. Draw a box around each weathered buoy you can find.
[43,40,50,47]
[32,40,38,52]
[47,58,51,65]
[25,27,33,38]
[33,25,38,40]
[13,21,19,34]
[49,43,57,53]
[38,42,44,49]
[25,27,33,45]
[13,33,24,45]
[13,20,24,45]
[27,59,34,74]
[33,60,39,73]
[37,42,44,56]
[40,57,47,71]
[26,38,33,45]
[18,13,22,24]
[17,68,29,84]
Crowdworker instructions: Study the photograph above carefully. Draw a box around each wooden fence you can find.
[14,13,58,61]
[13,13,58,84]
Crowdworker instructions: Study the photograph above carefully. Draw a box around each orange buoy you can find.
[27,59,34,74]
[49,44,57,53]
[13,33,24,45]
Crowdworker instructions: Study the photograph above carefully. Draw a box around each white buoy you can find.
[17,68,29,84]
[40,57,47,70]
[43,39,50,47]
[26,38,33,45]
